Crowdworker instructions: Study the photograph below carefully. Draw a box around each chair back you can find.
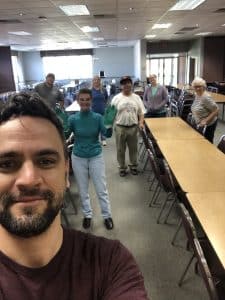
[147,149,162,181]
[217,134,225,154]
[162,160,178,194]
[140,128,150,149]
[193,239,219,300]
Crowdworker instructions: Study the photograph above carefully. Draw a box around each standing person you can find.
[143,74,168,117]
[91,75,108,146]
[111,76,145,177]
[191,77,219,143]
[0,92,149,300]
[68,88,113,230]
[34,73,64,109]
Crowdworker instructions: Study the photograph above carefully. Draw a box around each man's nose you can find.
[15,161,42,188]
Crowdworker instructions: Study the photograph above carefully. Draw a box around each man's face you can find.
[149,75,157,85]
[121,82,132,95]
[92,77,101,89]
[46,76,55,86]
[78,93,92,111]
[0,116,68,238]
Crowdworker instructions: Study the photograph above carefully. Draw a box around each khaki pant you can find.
[115,125,138,171]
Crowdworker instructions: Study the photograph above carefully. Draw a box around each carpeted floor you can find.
[65,119,225,300]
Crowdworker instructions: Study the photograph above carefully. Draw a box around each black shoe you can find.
[119,170,127,177]
[82,218,91,229]
[130,168,138,175]
[104,218,114,230]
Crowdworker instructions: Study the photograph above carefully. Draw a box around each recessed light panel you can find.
[152,23,172,29]
[59,5,90,16]
[170,0,205,11]
[81,26,99,33]
[8,31,32,36]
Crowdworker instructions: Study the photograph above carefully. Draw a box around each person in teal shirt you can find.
[68,88,113,230]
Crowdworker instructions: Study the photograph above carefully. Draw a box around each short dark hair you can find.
[77,88,92,99]
[120,76,132,85]
[46,73,55,80]
[0,92,68,159]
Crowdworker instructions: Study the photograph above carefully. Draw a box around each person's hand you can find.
[199,119,207,126]
[139,123,144,130]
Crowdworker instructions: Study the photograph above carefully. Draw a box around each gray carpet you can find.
[65,119,225,300]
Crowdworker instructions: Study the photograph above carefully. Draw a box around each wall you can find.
[134,41,141,80]
[22,51,44,83]
[93,47,134,78]
[0,46,15,92]
[188,38,204,78]
[203,37,225,82]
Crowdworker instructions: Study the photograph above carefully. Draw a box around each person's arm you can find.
[102,241,149,300]
[199,107,219,126]
[58,90,64,109]
[199,96,219,126]
[99,115,112,138]
[154,87,168,110]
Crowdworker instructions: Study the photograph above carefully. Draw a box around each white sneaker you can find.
[102,140,107,146]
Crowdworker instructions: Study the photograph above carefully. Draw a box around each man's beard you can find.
[0,188,64,238]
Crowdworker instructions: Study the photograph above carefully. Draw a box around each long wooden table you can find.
[156,138,225,193]
[187,192,225,269]
[145,117,204,140]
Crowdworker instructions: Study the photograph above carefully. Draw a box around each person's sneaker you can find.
[102,140,107,146]
[104,218,114,230]
[119,170,127,177]
[82,218,92,229]
[130,168,138,175]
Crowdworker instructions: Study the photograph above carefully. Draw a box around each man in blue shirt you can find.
[68,89,113,230]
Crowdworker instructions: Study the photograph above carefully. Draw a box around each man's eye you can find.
[0,160,19,171]
[38,158,56,168]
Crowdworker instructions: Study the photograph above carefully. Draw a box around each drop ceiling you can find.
[0,0,224,51]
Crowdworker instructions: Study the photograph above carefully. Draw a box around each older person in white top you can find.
[191,77,219,143]
[111,76,145,177]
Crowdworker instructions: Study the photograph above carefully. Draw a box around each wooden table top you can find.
[145,117,204,140]
[208,92,225,104]
[157,138,225,193]
[187,192,225,269]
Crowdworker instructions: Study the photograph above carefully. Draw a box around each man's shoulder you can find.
[64,228,121,254]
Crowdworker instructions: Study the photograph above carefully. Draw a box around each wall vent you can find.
[179,26,198,31]
[93,14,116,19]
[214,8,225,13]
[0,19,22,24]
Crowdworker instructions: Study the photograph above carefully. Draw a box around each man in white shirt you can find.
[111,76,145,177]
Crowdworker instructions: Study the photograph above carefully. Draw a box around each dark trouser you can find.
[144,111,167,118]
[205,120,218,143]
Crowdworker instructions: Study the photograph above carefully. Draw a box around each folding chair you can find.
[217,134,225,154]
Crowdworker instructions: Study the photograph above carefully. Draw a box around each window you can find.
[42,55,93,79]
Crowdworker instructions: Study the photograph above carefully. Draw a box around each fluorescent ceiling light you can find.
[195,32,212,36]
[93,37,104,41]
[170,0,205,11]
[222,24,225,26]
[152,23,171,29]
[59,5,90,16]
[145,34,156,39]
[8,31,32,36]
[81,26,99,33]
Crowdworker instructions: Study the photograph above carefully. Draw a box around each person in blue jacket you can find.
[91,75,108,146]
[68,88,113,230]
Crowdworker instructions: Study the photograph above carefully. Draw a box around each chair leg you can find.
[171,219,182,246]
[148,176,156,191]
[157,193,171,223]
[163,198,177,224]
[178,254,195,286]
[66,188,78,215]
[61,209,70,228]
[151,186,162,206]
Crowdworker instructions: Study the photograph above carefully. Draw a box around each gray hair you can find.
[191,77,207,88]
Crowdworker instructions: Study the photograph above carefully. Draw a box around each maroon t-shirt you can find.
[0,229,149,300]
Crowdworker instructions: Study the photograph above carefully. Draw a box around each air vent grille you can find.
[179,26,198,31]
[214,8,225,13]
[0,19,22,24]
[93,14,116,19]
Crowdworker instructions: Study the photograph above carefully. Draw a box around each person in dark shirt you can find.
[34,73,64,109]
[91,75,108,146]
[0,92,149,300]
